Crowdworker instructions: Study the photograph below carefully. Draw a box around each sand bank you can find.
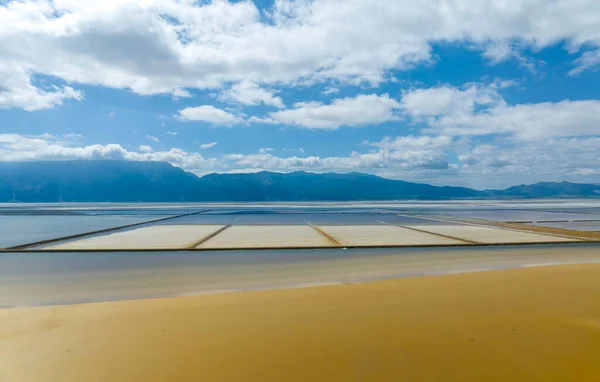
[2,264,600,381]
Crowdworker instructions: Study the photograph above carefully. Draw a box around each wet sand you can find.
[2,264,600,381]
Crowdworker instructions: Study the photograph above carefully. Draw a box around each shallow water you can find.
[2,244,600,307]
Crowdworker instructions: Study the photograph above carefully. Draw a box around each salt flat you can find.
[317,225,466,246]
[198,225,334,248]
[410,224,576,244]
[43,225,224,250]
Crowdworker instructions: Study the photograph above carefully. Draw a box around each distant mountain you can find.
[0,160,598,202]
[486,181,600,198]
[0,161,200,202]
[195,171,482,201]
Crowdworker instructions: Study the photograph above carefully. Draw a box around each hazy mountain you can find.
[0,161,200,202]
[0,160,598,202]
[486,181,600,198]
[195,171,482,201]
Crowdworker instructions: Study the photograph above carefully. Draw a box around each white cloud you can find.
[454,138,600,188]
[400,85,503,119]
[573,168,596,176]
[369,135,453,150]
[224,150,448,172]
[258,148,274,154]
[0,134,220,175]
[2,133,600,188]
[481,40,537,72]
[166,131,178,136]
[146,135,159,142]
[63,133,83,139]
[0,67,83,111]
[138,145,153,153]
[175,105,242,125]
[401,84,600,141]
[171,88,193,100]
[266,94,401,129]
[225,134,451,172]
[200,142,217,149]
[482,40,515,64]
[458,144,514,169]
[431,99,600,140]
[321,87,340,95]
[0,134,129,161]
[570,50,600,75]
[247,116,278,125]
[108,111,116,118]
[2,0,600,110]
[219,81,284,109]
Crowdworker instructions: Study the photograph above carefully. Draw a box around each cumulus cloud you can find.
[199,142,217,149]
[400,84,600,141]
[166,131,178,136]
[218,81,284,109]
[225,151,449,172]
[225,134,451,171]
[171,88,193,100]
[368,135,453,150]
[0,133,450,176]
[0,67,83,111]
[431,99,600,140]
[0,134,220,174]
[265,94,402,129]
[482,40,515,64]
[458,144,514,169]
[481,40,537,71]
[454,138,600,188]
[175,105,242,125]
[145,135,159,142]
[2,0,600,110]
[400,84,503,119]
[2,133,600,188]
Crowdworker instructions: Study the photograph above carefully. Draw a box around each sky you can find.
[1,0,600,189]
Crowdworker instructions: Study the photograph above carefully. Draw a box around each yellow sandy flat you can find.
[2,264,600,381]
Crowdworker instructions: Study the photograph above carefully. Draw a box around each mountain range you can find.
[1,160,599,202]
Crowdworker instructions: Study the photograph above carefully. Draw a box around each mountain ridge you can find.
[1,160,599,202]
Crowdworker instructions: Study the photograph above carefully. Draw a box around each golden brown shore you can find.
[2,264,600,381]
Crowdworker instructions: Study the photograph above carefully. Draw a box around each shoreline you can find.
[3,244,600,308]
[3,258,600,309]
[2,263,600,381]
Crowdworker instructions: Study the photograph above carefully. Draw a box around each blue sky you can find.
[1,0,600,188]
